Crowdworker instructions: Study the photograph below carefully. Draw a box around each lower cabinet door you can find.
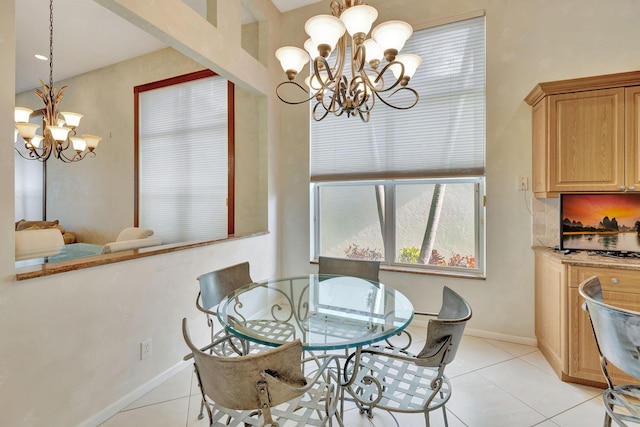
[568,287,640,384]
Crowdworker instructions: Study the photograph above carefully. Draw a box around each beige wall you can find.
[1,0,16,273]
[0,1,281,426]
[3,0,640,425]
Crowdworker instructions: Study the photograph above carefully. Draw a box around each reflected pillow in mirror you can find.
[102,237,162,254]
[16,219,61,232]
[116,227,154,242]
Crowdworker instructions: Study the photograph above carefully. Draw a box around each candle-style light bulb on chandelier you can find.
[275,0,421,122]
[14,0,101,163]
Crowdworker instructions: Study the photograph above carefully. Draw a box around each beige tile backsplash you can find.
[532,197,559,248]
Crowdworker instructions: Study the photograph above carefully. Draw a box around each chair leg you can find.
[603,395,613,427]
[440,405,449,427]
[193,365,205,420]
[198,398,204,420]
[424,411,431,427]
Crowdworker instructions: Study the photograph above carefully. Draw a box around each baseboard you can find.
[77,360,190,427]
[411,314,538,347]
[414,313,538,347]
[463,327,538,347]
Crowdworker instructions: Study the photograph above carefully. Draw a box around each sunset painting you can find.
[560,193,640,252]
[561,194,640,229]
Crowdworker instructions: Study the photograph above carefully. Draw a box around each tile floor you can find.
[100,323,607,427]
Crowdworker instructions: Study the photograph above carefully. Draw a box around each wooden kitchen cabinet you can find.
[534,251,566,377]
[526,71,640,198]
[534,248,640,387]
[625,86,640,190]
[567,266,640,385]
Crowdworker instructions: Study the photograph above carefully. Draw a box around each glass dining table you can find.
[217,274,414,352]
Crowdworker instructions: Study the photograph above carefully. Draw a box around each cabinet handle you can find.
[630,186,637,191]
[611,277,620,285]
[619,185,627,191]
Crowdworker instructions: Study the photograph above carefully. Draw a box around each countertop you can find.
[533,246,640,271]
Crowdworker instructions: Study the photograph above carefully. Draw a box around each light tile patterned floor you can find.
[100,323,606,427]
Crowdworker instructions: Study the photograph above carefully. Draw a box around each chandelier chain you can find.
[49,0,54,94]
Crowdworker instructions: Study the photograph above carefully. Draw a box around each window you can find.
[135,70,234,244]
[311,15,486,276]
[14,157,44,221]
[15,111,44,221]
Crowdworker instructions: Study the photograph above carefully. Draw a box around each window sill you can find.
[15,231,269,281]
[310,260,485,280]
[381,265,485,280]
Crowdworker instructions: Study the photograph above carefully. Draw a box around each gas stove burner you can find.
[594,251,640,259]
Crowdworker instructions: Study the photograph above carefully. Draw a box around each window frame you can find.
[312,177,485,277]
[133,69,235,236]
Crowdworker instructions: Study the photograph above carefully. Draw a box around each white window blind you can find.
[138,75,228,244]
[310,16,485,182]
[14,153,44,221]
[15,112,45,221]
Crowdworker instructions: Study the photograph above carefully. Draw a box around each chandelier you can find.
[14,0,101,163]
[275,0,421,122]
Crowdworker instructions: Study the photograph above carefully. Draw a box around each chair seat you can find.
[347,346,451,412]
[205,375,335,426]
[210,319,296,356]
[243,319,297,343]
[306,311,378,341]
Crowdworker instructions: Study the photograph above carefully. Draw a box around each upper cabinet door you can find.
[625,86,640,191]
[548,88,625,194]
[527,71,640,198]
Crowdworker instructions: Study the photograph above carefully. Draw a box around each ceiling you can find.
[15,0,323,94]
[271,0,323,12]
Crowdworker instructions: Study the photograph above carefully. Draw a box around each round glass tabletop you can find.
[217,274,414,351]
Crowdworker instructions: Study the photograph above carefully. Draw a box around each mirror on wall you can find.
[14,0,268,265]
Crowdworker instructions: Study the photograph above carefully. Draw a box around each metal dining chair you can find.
[318,256,412,350]
[195,262,296,418]
[197,262,294,353]
[196,262,256,357]
[182,318,342,427]
[344,286,472,426]
[579,276,640,426]
[318,256,380,282]
[311,258,381,345]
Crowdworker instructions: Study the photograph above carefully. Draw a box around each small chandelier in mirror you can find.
[14,0,101,163]
[275,0,421,122]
